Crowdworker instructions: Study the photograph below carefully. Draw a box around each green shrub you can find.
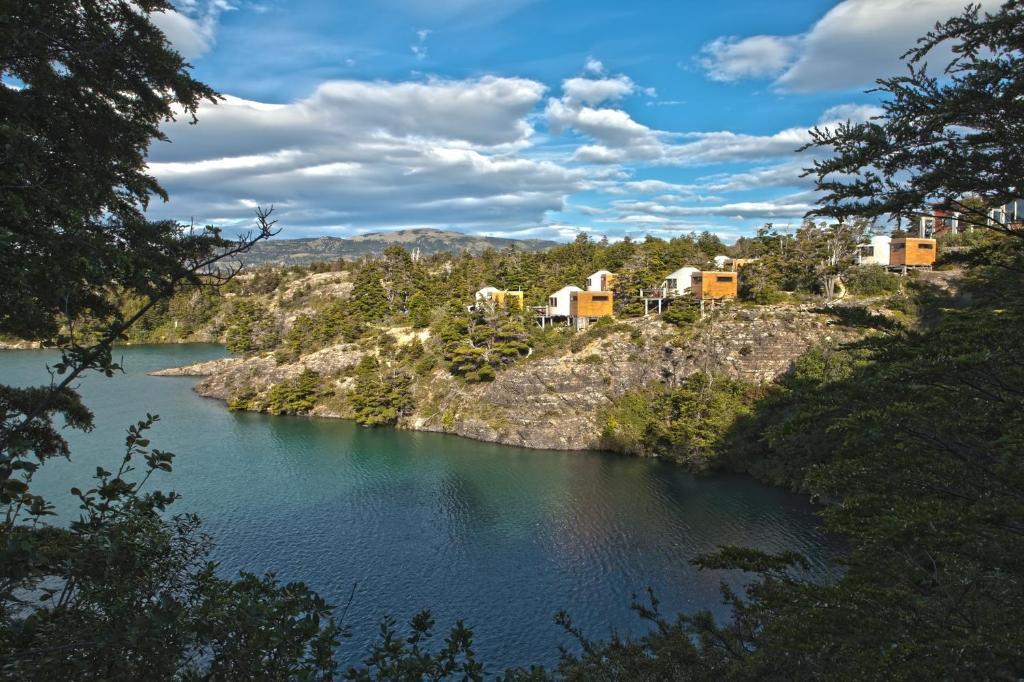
[662,301,700,326]
[844,265,902,296]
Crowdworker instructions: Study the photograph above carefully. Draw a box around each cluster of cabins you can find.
[474,261,743,329]
[473,232,943,330]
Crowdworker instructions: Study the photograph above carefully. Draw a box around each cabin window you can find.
[591,295,609,301]
[861,246,874,257]
[918,243,934,249]
[716,276,734,283]
[892,243,905,250]
[666,278,677,289]
[692,275,702,282]
[548,297,556,307]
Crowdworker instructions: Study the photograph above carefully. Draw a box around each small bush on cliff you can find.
[661,300,699,326]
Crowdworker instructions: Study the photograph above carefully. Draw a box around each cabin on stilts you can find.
[535,285,582,328]
[640,266,699,315]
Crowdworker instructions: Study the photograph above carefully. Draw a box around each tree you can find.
[351,356,414,426]
[0,3,338,677]
[803,2,1024,235]
[0,0,220,342]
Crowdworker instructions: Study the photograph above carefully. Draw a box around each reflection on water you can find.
[3,345,842,670]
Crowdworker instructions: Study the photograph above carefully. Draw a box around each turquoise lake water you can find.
[2,344,841,671]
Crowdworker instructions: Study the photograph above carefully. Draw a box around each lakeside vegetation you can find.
[1,1,1022,679]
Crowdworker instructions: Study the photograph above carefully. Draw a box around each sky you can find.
[145,0,983,243]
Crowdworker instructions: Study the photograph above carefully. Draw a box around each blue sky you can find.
[146,0,981,242]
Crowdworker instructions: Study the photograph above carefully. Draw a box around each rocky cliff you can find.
[152,304,865,452]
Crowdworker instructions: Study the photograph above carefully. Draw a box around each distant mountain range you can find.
[237,228,557,266]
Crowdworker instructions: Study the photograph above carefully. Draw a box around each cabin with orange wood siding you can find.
[691,271,738,300]
[889,238,937,267]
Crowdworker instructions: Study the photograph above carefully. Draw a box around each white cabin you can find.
[475,286,501,302]
[713,254,731,270]
[547,285,582,317]
[586,270,614,292]
[856,235,892,266]
[661,267,700,296]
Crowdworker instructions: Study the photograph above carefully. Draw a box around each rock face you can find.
[154,304,865,452]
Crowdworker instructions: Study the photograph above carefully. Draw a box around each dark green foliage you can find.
[224,299,280,355]
[0,0,220,343]
[600,373,759,468]
[407,291,432,328]
[351,356,414,426]
[351,262,390,321]
[844,264,902,296]
[345,611,483,680]
[644,373,760,467]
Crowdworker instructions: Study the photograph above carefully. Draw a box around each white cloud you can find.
[561,75,635,106]
[701,160,815,193]
[699,35,801,82]
[411,28,431,61]
[584,57,606,75]
[611,196,815,220]
[150,0,234,60]
[146,76,587,234]
[698,0,993,92]
[817,103,884,124]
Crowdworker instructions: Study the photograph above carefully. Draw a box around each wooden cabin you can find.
[546,285,582,317]
[889,238,937,267]
[570,291,613,318]
[691,271,738,300]
[660,267,700,296]
[475,286,525,310]
[586,270,616,292]
[493,289,524,310]
[570,291,613,330]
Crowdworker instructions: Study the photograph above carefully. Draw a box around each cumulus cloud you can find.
[146,76,586,234]
[150,0,234,60]
[698,0,993,92]
[699,35,801,82]
[701,160,815,193]
[817,103,884,124]
[561,75,635,106]
[584,57,606,75]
